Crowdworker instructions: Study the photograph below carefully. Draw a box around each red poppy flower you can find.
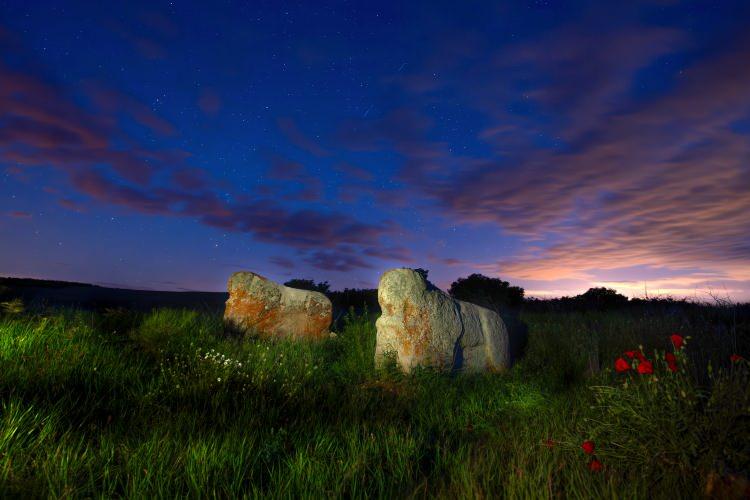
[730,354,744,363]
[588,459,603,472]
[614,357,630,372]
[670,334,684,350]
[624,350,636,359]
[637,360,654,374]
[664,353,676,363]
[634,351,647,362]
[667,361,678,373]
[581,440,595,455]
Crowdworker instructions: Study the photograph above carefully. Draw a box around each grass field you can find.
[0,304,748,498]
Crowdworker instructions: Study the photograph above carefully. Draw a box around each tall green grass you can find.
[0,305,747,498]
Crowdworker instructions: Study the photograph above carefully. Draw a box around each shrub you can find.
[576,287,629,310]
[448,273,524,311]
[283,279,331,294]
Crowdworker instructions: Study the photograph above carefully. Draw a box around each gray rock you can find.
[375,268,510,372]
[224,271,332,340]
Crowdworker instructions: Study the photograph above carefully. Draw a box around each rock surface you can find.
[375,268,510,372]
[224,271,332,340]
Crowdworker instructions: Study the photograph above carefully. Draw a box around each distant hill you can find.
[0,277,98,289]
[0,277,227,312]
[0,277,379,320]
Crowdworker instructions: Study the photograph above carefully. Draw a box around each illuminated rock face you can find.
[224,271,332,340]
[375,268,510,372]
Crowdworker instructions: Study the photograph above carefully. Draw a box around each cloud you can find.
[427,255,466,266]
[332,162,374,181]
[88,86,177,136]
[0,48,402,273]
[70,169,172,214]
[172,168,210,190]
[107,12,177,60]
[303,248,374,272]
[346,20,750,293]
[263,154,324,203]
[269,256,296,270]
[276,117,330,157]
[362,245,413,262]
[58,198,87,213]
[203,206,397,251]
[454,33,750,282]
[198,89,222,116]
[7,210,32,218]
[65,167,399,264]
[0,63,180,184]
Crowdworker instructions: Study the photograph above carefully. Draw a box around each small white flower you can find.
[217,377,222,382]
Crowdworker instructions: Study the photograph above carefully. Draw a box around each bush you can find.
[448,273,524,311]
[576,287,629,310]
[283,279,331,294]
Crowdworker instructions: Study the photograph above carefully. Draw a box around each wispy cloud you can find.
[0,45,401,273]
[334,14,750,296]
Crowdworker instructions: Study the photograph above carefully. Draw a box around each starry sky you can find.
[1,1,749,300]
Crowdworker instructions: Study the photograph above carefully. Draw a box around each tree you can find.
[575,287,628,310]
[413,268,429,281]
[448,273,524,311]
[283,279,331,294]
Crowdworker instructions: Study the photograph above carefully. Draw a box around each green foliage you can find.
[449,273,525,311]
[283,278,331,294]
[589,349,703,472]
[0,305,747,497]
[0,298,24,315]
[586,344,750,491]
[130,308,220,356]
[328,288,379,319]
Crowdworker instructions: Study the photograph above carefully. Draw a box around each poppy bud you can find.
[589,459,603,472]
[581,440,595,455]
[614,358,630,372]
[637,360,653,374]
[670,334,684,350]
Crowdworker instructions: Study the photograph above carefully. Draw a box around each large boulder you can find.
[224,271,332,340]
[375,268,510,372]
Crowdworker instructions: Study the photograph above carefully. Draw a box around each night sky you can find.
[1,1,749,300]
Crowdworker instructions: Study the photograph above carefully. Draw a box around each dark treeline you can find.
[284,272,750,320]
[3,274,748,319]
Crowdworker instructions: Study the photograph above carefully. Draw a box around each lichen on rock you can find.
[224,271,332,340]
[375,268,510,372]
